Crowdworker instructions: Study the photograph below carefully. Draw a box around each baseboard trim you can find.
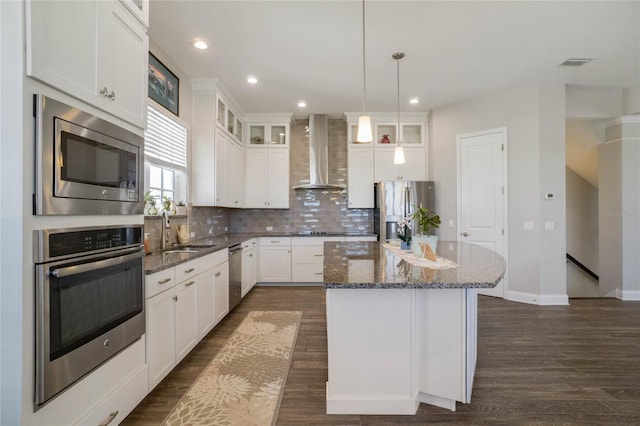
[256,282,323,287]
[418,392,456,412]
[506,290,569,306]
[616,289,640,301]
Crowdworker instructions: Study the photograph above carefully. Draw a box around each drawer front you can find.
[260,237,291,247]
[292,236,345,246]
[242,238,258,250]
[175,249,228,283]
[146,267,176,299]
[345,235,377,242]
[292,245,323,264]
[291,264,324,282]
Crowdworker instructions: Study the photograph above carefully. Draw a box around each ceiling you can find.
[149,1,640,117]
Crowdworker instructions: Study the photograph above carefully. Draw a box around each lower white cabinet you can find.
[291,237,344,282]
[175,279,199,364]
[213,262,230,325]
[259,237,291,282]
[241,239,258,296]
[146,250,229,391]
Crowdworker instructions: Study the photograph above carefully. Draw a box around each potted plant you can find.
[144,190,158,215]
[162,195,174,214]
[410,205,441,257]
[396,216,412,250]
[175,201,187,216]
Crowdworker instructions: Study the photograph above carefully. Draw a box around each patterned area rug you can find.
[163,311,302,426]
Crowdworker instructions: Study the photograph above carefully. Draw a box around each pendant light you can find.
[393,52,406,164]
[356,0,373,142]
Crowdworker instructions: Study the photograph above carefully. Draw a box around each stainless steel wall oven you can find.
[34,94,144,215]
[33,225,145,408]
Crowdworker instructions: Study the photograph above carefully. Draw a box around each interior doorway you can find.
[457,128,508,298]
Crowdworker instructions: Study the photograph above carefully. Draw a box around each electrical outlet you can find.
[524,221,534,231]
[224,227,228,232]
[448,219,454,228]
[266,226,273,231]
[544,221,554,231]
[208,228,213,235]
[358,226,365,230]
[190,232,195,238]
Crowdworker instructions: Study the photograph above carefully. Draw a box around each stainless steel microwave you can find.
[34,95,144,215]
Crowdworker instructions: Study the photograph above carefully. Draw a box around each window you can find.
[144,104,188,213]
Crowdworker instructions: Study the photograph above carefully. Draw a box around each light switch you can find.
[266,226,273,231]
[448,219,454,228]
[544,221,554,231]
[524,221,534,230]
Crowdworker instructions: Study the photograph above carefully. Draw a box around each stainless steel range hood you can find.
[292,114,346,191]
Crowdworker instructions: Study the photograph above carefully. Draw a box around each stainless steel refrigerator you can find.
[374,181,435,242]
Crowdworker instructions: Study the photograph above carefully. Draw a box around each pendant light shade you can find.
[393,145,406,164]
[393,52,406,164]
[356,0,373,143]
[357,115,373,142]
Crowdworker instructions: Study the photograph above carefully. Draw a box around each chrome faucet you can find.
[162,210,171,250]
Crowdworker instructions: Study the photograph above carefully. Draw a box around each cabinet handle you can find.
[100,87,109,97]
[158,278,171,284]
[215,272,221,277]
[314,272,323,275]
[185,267,195,273]
[173,295,178,302]
[314,254,323,257]
[185,280,195,287]
[108,91,116,101]
[270,241,280,243]
[249,254,253,257]
[98,411,119,426]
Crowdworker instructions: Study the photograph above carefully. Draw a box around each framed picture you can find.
[148,52,179,116]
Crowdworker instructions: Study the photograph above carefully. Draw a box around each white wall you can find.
[431,84,568,304]
[566,86,623,119]
[623,84,640,115]
[1,1,25,424]
[566,167,599,273]
[566,119,604,188]
[599,141,623,297]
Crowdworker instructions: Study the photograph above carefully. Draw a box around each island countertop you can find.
[323,241,505,289]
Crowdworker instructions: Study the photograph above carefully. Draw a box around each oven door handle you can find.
[50,250,144,278]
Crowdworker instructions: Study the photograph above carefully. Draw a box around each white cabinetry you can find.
[245,149,290,208]
[247,123,289,146]
[259,237,292,282]
[347,147,374,208]
[291,237,344,282]
[214,130,244,207]
[120,0,149,27]
[241,239,258,297]
[192,86,245,207]
[146,250,229,390]
[374,147,426,181]
[26,0,148,127]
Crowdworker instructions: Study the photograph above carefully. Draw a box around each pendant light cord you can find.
[393,52,405,144]
[362,0,367,113]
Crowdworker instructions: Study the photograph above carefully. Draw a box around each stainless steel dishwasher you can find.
[228,243,243,310]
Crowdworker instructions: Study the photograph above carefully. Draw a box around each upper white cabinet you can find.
[374,122,425,146]
[247,123,289,146]
[119,0,149,27]
[374,147,427,182]
[347,147,374,208]
[26,0,148,128]
[192,84,245,207]
[245,149,290,209]
[215,94,243,144]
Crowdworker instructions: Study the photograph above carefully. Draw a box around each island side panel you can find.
[326,288,420,415]
[417,288,468,409]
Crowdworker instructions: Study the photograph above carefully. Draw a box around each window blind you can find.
[144,105,187,168]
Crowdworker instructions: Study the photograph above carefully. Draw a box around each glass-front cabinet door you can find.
[217,98,226,127]
[235,119,242,141]
[227,110,235,135]
[375,123,397,145]
[270,125,287,145]
[249,125,266,145]
[401,123,423,145]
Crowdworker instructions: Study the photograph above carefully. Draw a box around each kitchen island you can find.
[323,241,506,415]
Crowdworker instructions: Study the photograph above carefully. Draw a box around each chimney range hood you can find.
[292,114,346,191]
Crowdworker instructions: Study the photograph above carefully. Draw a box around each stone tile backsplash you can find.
[230,118,373,234]
[145,118,373,244]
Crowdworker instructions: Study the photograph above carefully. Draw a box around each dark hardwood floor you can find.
[123,287,640,425]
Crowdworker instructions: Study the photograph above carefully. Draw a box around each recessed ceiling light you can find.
[247,76,258,84]
[193,40,208,50]
[559,57,594,66]
[297,101,307,108]
[409,98,419,105]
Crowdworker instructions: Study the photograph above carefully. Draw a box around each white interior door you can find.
[457,129,507,298]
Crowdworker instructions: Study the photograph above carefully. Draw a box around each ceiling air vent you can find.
[559,58,594,67]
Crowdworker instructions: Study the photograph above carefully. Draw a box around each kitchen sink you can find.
[181,244,217,248]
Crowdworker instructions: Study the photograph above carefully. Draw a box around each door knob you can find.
[461,232,469,237]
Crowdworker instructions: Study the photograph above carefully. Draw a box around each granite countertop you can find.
[323,241,506,289]
[145,232,377,274]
